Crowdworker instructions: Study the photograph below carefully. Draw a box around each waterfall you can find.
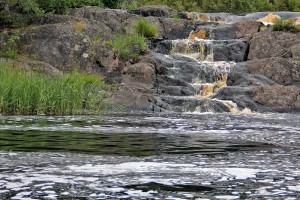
[153,22,250,113]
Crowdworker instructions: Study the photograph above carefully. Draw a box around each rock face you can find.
[253,86,300,111]
[0,6,299,113]
[248,31,300,60]
[130,5,178,18]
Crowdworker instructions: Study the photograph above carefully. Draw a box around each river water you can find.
[0,112,299,199]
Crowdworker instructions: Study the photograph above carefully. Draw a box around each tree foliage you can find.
[0,0,299,14]
[118,0,300,13]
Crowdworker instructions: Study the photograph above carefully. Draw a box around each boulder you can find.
[234,21,261,41]
[248,31,300,60]
[129,5,178,18]
[121,62,155,84]
[111,83,154,111]
[253,85,300,110]
[71,6,133,32]
[213,41,248,62]
[16,21,105,72]
[244,58,300,86]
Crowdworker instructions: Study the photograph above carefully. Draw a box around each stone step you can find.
[155,39,248,62]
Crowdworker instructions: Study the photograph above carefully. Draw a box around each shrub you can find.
[134,19,158,38]
[108,32,148,61]
[0,63,110,115]
[272,19,299,32]
[0,31,20,59]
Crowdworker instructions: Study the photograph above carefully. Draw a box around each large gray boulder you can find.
[253,85,300,111]
[248,31,300,60]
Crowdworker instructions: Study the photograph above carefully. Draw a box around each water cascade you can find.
[153,22,249,113]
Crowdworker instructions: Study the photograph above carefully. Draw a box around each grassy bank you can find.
[0,62,112,115]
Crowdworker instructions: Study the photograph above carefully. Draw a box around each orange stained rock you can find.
[188,29,207,41]
[258,13,281,25]
[295,17,300,26]
[197,15,212,22]
[201,83,215,96]
[187,12,196,20]
[216,74,227,89]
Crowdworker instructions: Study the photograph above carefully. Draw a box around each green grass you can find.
[108,32,148,61]
[272,19,299,32]
[0,63,111,115]
[134,19,158,38]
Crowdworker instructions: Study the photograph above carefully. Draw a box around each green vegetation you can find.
[108,32,148,61]
[272,19,299,32]
[0,62,111,115]
[1,0,299,15]
[0,31,20,59]
[120,0,300,13]
[134,19,158,38]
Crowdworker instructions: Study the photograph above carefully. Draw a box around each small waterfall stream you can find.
[153,23,248,113]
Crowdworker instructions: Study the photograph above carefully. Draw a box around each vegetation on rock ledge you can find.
[272,19,299,32]
[135,19,158,38]
[108,32,148,62]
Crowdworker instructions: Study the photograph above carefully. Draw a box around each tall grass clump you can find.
[134,19,158,38]
[108,32,148,61]
[0,63,110,115]
[272,19,299,32]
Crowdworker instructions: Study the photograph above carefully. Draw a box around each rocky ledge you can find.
[0,6,299,113]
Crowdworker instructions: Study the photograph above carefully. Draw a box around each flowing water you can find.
[0,112,299,199]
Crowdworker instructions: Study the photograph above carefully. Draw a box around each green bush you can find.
[0,31,20,59]
[134,19,158,38]
[0,63,110,115]
[272,19,298,32]
[108,32,148,61]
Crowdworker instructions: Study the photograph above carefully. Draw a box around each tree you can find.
[288,0,300,11]
[274,0,288,10]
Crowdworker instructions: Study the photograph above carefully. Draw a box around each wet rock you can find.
[155,39,248,62]
[190,21,260,41]
[213,40,248,62]
[156,96,230,112]
[212,86,262,111]
[193,24,237,40]
[248,31,300,60]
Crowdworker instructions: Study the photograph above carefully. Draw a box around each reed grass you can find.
[0,63,110,115]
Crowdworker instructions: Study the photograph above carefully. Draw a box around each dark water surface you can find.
[0,112,299,199]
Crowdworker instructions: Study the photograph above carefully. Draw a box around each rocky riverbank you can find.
[0,6,299,113]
